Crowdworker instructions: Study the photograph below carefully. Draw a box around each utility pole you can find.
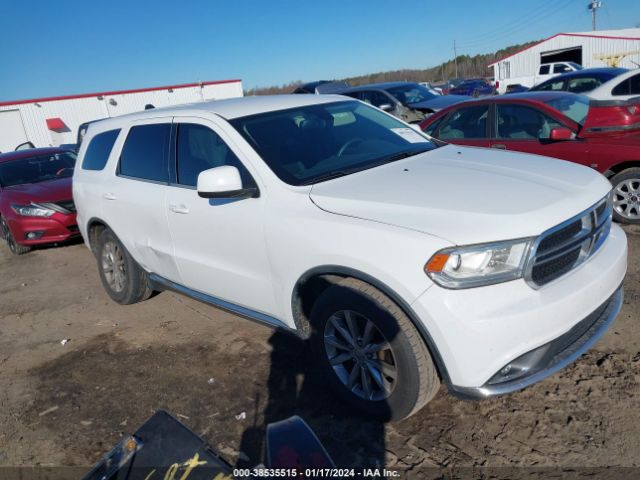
[588,1,602,31]
[453,40,459,79]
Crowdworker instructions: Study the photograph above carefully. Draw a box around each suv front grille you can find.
[55,200,76,213]
[526,195,613,288]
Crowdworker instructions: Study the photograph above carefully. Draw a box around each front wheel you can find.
[96,228,153,304]
[610,168,640,224]
[309,278,440,421]
[0,218,31,255]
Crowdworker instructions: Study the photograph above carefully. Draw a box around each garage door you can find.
[0,110,29,153]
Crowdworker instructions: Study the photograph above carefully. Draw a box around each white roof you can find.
[95,95,349,129]
[565,28,640,38]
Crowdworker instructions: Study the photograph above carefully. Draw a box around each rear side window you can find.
[613,73,640,96]
[82,129,120,171]
[539,65,550,75]
[554,64,571,74]
[119,124,171,182]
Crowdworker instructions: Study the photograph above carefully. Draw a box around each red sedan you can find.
[420,92,640,223]
[0,148,79,255]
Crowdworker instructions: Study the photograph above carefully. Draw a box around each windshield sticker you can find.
[391,128,429,143]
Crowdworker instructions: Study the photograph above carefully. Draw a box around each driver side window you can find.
[359,91,392,108]
[176,123,256,188]
[437,105,489,140]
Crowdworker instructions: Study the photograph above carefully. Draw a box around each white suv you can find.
[74,95,627,420]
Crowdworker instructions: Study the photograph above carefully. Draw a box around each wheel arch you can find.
[291,265,451,384]
[85,217,111,255]
[603,160,640,178]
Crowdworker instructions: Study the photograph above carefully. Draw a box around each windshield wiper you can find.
[375,148,431,165]
[301,169,357,185]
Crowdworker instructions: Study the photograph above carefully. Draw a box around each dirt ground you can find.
[0,226,638,479]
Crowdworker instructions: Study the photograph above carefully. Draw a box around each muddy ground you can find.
[0,226,638,479]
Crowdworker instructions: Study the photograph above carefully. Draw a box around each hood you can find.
[309,145,611,245]
[408,95,469,112]
[3,177,73,204]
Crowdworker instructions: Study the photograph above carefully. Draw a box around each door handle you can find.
[103,192,117,200]
[492,144,507,150]
[169,204,190,214]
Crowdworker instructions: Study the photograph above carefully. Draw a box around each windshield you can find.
[386,84,438,105]
[543,95,590,125]
[0,151,76,187]
[230,101,436,186]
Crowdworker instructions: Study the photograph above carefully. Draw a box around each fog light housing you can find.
[25,231,44,240]
[488,343,552,385]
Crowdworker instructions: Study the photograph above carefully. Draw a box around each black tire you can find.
[0,218,31,255]
[309,277,440,421]
[610,168,640,224]
[96,228,153,305]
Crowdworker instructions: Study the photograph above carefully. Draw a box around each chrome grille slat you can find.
[525,195,613,289]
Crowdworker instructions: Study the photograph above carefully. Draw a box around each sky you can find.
[1,0,639,101]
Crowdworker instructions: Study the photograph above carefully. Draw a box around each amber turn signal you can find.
[425,253,450,273]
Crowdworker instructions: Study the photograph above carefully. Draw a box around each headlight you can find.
[11,203,56,217]
[425,238,534,289]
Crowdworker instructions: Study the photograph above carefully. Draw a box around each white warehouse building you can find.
[0,79,243,153]
[491,28,640,90]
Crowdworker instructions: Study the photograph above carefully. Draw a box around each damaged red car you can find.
[0,148,79,255]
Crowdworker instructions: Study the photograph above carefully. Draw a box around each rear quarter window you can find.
[81,129,120,171]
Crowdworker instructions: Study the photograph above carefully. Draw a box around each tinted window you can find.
[554,64,571,73]
[534,79,565,91]
[613,73,640,96]
[437,105,489,140]
[423,116,445,137]
[567,76,603,93]
[119,124,170,182]
[0,152,76,187]
[359,91,392,108]
[82,129,120,171]
[497,105,563,139]
[230,101,435,186]
[539,65,550,75]
[386,84,438,104]
[543,95,589,125]
[176,123,255,188]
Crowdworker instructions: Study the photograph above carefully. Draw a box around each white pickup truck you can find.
[496,62,583,94]
[74,95,626,420]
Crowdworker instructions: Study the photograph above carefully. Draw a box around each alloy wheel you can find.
[613,178,640,221]
[101,241,127,293]
[323,309,397,401]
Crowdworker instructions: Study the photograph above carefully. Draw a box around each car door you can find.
[165,117,277,315]
[490,103,588,165]
[101,118,181,281]
[429,104,491,148]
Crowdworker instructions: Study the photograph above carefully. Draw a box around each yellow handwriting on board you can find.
[212,473,234,480]
[157,452,208,480]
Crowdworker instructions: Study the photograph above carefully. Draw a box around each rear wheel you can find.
[0,218,31,255]
[610,168,640,224]
[97,228,153,304]
[309,278,440,421]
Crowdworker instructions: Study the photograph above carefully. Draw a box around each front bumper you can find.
[411,222,627,391]
[6,212,79,246]
[450,283,623,398]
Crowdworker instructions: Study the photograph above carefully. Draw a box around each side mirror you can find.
[378,103,394,112]
[197,166,258,199]
[549,127,573,141]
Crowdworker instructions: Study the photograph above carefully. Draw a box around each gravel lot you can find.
[0,225,638,478]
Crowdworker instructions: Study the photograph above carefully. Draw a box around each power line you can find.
[455,0,575,49]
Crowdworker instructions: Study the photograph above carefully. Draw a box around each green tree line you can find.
[245,41,537,95]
